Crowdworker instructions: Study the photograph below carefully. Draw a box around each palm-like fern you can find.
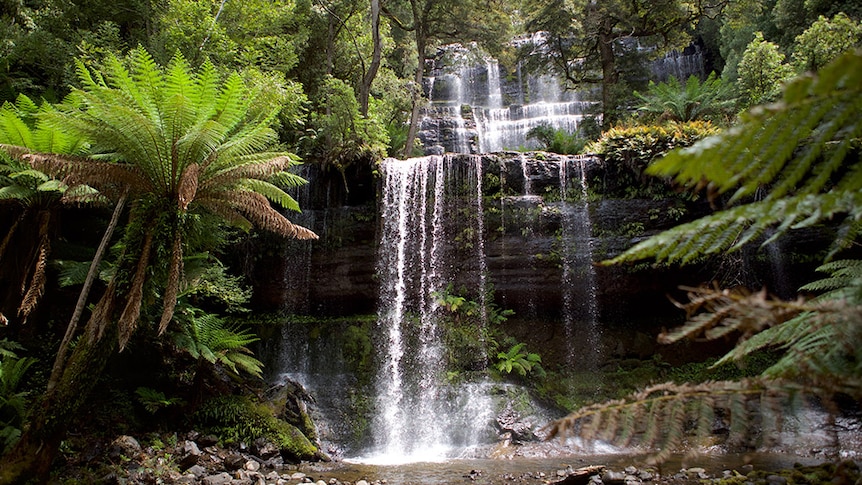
[550,51,862,459]
[0,95,92,321]
[4,49,317,348]
[633,73,735,122]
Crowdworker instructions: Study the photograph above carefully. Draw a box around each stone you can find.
[244,460,261,472]
[224,453,246,470]
[202,472,233,485]
[766,475,788,485]
[316,481,327,485]
[291,472,307,480]
[252,438,281,460]
[187,465,207,478]
[356,480,369,485]
[602,471,626,485]
[625,467,638,475]
[198,435,220,447]
[637,471,654,481]
[180,440,203,470]
[108,435,142,462]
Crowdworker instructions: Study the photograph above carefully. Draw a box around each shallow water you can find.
[293,453,824,485]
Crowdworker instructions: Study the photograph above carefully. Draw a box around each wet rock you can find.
[496,407,539,442]
[291,472,307,480]
[766,475,788,485]
[602,470,627,485]
[202,472,233,485]
[223,452,246,470]
[244,459,260,472]
[198,434,220,447]
[252,438,280,460]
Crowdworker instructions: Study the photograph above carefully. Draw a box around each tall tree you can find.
[526,0,726,127]
[0,49,316,483]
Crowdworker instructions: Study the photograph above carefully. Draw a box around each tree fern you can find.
[550,51,862,461]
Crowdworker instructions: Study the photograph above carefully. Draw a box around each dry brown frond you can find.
[659,285,807,344]
[545,379,785,461]
[25,152,152,198]
[0,143,33,160]
[158,231,183,335]
[87,279,118,343]
[222,191,317,240]
[198,156,293,193]
[18,235,49,320]
[195,196,254,231]
[177,163,200,210]
[118,231,153,350]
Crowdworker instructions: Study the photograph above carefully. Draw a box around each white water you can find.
[423,44,590,154]
[558,157,601,368]
[366,155,495,463]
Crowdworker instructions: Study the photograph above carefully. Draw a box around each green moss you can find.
[194,395,319,461]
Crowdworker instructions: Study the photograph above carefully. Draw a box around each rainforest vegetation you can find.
[1,0,861,482]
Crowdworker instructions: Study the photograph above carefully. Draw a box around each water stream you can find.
[365,155,496,463]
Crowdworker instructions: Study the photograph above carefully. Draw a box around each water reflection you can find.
[297,454,822,485]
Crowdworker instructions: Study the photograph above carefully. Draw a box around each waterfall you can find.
[366,155,495,463]
[420,44,591,154]
[558,157,600,369]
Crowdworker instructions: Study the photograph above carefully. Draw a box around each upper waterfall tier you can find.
[418,44,591,154]
[416,42,706,155]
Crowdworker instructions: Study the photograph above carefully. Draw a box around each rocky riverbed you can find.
[84,432,858,485]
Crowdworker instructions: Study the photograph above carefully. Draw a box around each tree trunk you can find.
[0,291,119,484]
[359,0,382,117]
[402,31,426,159]
[48,192,126,394]
[598,28,617,129]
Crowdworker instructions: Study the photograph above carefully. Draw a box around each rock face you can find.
[245,152,821,368]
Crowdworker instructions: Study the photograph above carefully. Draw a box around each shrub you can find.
[586,121,720,198]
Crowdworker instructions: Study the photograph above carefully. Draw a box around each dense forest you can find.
[1,0,861,483]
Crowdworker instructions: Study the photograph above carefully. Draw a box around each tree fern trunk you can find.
[0,292,119,484]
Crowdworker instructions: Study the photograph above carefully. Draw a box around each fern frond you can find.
[238,179,300,212]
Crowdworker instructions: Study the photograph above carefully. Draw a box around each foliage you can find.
[551,51,862,461]
[496,343,544,378]
[737,32,793,107]
[523,0,718,126]
[0,340,36,454]
[303,76,389,174]
[432,284,515,372]
[0,94,94,321]
[194,395,319,460]
[586,121,720,198]
[170,306,263,378]
[134,387,184,414]
[633,73,735,123]
[791,13,862,73]
[526,124,586,154]
[152,0,309,74]
[18,48,317,347]
[546,378,792,462]
[605,50,862,265]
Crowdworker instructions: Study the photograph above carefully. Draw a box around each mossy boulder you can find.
[194,395,328,462]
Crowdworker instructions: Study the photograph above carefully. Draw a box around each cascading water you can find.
[365,155,496,463]
[419,44,591,154]
[558,157,600,369]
